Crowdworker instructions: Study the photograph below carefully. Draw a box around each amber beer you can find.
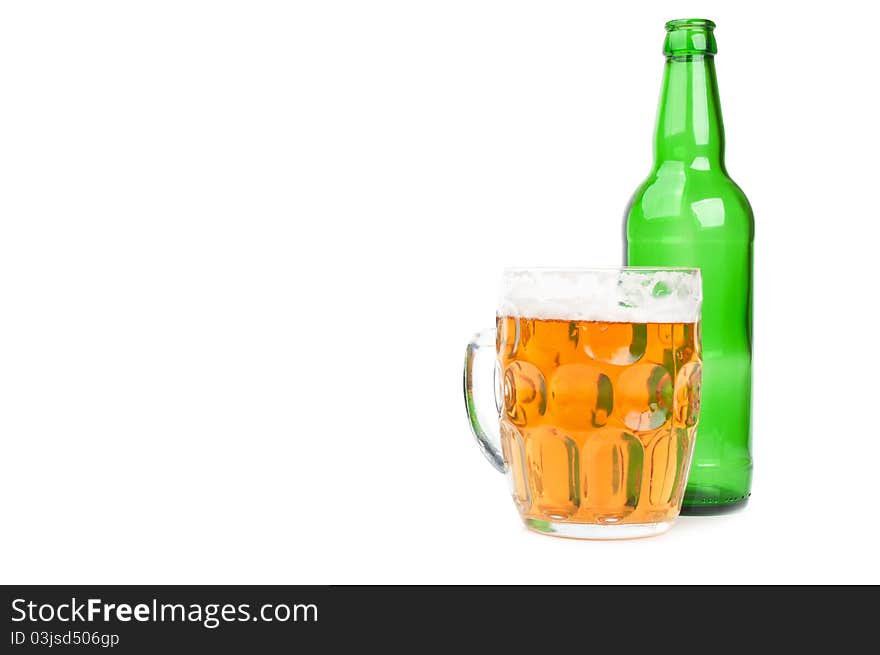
[496,315,701,530]
[464,268,701,538]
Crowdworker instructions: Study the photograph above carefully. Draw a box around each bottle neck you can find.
[653,55,725,170]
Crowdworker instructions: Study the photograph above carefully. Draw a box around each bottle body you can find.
[625,20,753,513]
[626,170,753,512]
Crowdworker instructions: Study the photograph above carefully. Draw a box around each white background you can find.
[1,1,878,584]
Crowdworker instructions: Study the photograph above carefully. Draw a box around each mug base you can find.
[523,517,674,540]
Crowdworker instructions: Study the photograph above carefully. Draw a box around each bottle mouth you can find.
[664,18,718,56]
[666,18,716,32]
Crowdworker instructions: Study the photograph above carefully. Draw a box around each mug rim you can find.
[498,266,702,322]
[502,266,700,274]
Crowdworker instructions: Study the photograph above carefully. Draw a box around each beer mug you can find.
[463,268,703,539]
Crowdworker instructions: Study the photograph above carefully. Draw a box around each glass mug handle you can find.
[463,328,505,473]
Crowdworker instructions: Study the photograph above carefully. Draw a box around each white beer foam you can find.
[498,268,702,323]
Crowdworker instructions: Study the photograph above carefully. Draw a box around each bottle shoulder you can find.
[626,165,753,236]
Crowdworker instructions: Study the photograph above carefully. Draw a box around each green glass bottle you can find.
[625,18,754,514]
